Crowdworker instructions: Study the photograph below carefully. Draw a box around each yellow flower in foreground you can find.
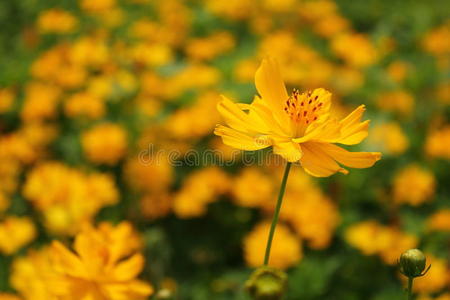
[215,58,381,177]
[50,222,153,299]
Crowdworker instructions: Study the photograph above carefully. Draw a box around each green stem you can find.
[263,162,292,266]
[407,277,413,300]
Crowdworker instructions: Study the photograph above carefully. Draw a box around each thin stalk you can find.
[263,162,292,266]
[407,277,413,300]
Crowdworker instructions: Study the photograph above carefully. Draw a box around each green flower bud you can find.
[400,249,427,278]
[245,266,287,300]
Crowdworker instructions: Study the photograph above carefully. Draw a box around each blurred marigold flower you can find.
[422,22,450,57]
[11,222,153,300]
[0,293,21,300]
[23,162,118,235]
[37,9,78,34]
[345,221,418,265]
[215,58,381,177]
[185,32,235,61]
[369,122,409,155]
[331,33,378,67]
[21,82,61,122]
[0,88,15,113]
[425,126,450,159]
[427,210,450,232]
[64,91,105,119]
[243,222,302,269]
[80,0,116,14]
[386,60,410,83]
[82,123,128,165]
[393,165,435,206]
[376,90,415,116]
[173,167,230,218]
[410,255,449,294]
[0,216,36,255]
[231,167,274,208]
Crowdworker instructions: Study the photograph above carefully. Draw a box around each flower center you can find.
[284,89,324,126]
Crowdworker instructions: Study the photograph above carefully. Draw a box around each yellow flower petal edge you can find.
[215,57,381,177]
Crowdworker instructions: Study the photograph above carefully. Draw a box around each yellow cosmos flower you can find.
[49,222,153,300]
[215,58,381,177]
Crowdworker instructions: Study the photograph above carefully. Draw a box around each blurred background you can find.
[0,0,449,299]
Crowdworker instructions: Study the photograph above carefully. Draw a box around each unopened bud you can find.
[400,249,427,278]
[245,266,287,300]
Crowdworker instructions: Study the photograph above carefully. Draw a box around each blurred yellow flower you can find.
[11,222,152,300]
[231,167,274,208]
[37,9,78,34]
[412,255,449,294]
[0,88,15,113]
[418,294,450,300]
[370,122,409,155]
[345,221,418,264]
[386,60,410,83]
[80,0,116,13]
[376,90,414,116]
[273,168,339,249]
[427,210,450,232]
[425,126,450,159]
[21,82,61,122]
[11,247,55,300]
[173,167,230,218]
[48,222,152,299]
[82,123,128,165]
[422,22,450,57]
[0,293,21,300]
[185,32,235,61]
[0,216,36,255]
[23,162,118,234]
[393,165,435,206]
[165,91,221,139]
[331,33,378,67]
[64,91,105,119]
[215,58,381,177]
[243,222,302,269]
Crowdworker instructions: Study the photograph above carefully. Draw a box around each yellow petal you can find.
[293,118,342,143]
[338,105,370,145]
[272,140,303,162]
[217,96,265,134]
[254,57,292,134]
[313,143,381,168]
[102,280,154,300]
[51,241,87,278]
[300,142,348,177]
[237,96,289,137]
[214,125,271,151]
[112,253,144,281]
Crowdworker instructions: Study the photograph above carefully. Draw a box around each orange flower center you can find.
[284,89,324,125]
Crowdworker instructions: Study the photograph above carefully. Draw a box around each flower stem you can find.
[263,162,292,266]
[407,277,413,300]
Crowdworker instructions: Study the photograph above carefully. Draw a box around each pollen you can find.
[284,89,324,125]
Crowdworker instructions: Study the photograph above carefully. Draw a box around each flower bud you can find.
[245,266,287,300]
[400,249,426,278]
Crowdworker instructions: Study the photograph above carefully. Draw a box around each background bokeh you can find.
[0,0,449,299]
